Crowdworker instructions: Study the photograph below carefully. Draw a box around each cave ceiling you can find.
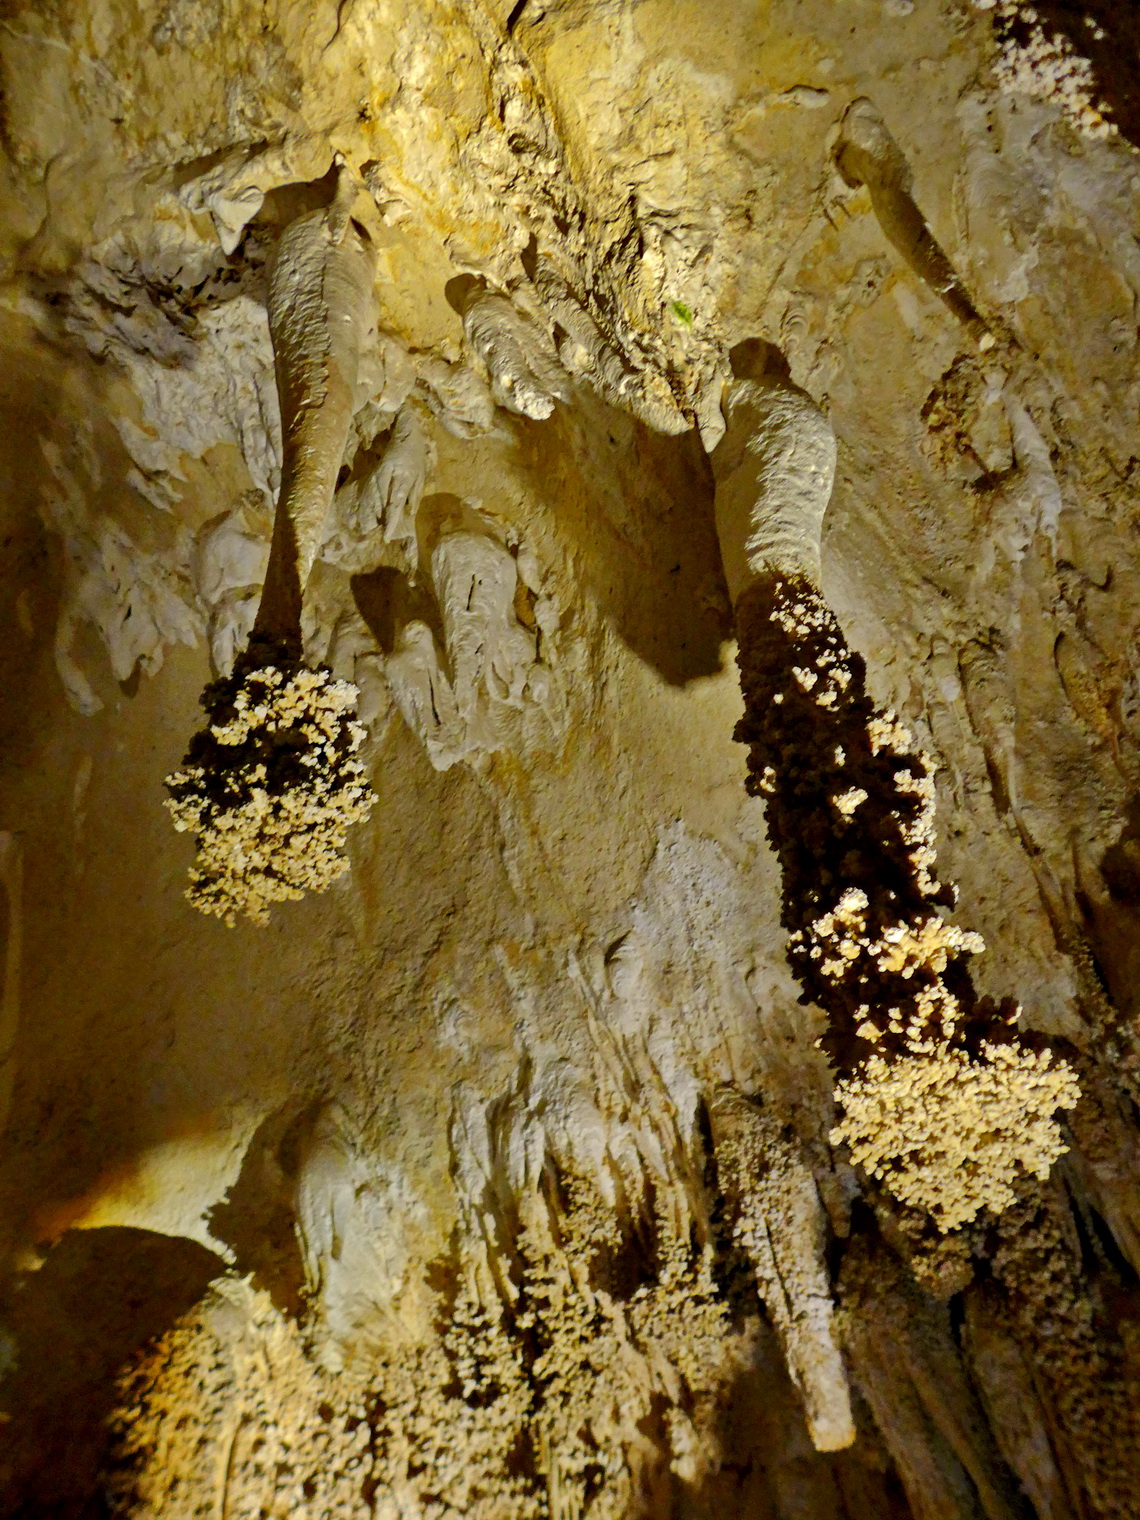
[1,2,1140,1517]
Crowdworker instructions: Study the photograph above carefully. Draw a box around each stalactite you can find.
[452,277,571,422]
[833,99,993,346]
[962,1279,1078,1520]
[254,164,377,652]
[838,1237,1024,1520]
[985,1179,1140,1519]
[707,1087,854,1453]
[165,164,378,923]
[714,344,1078,1230]
[707,336,1140,1516]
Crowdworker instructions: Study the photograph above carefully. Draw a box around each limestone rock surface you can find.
[1,2,1140,1517]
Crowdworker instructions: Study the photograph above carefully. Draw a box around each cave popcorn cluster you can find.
[833,1041,1080,1231]
[164,660,375,926]
[733,575,1079,1232]
[990,1,1117,140]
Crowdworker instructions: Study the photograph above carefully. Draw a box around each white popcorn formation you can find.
[734,573,1080,1232]
[991,2,1117,141]
[165,659,375,926]
[832,1040,1080,1231]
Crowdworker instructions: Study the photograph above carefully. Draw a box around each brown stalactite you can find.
[253,170,376,654]
[733,572,961,1069]
[731,572,1077,1229]
[987,1180,1140,1519]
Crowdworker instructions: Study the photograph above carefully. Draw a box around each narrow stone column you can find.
[254,165,376,654]
[712,343,1077,1233]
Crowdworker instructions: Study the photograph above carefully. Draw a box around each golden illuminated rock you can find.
[0,2,1139,1516]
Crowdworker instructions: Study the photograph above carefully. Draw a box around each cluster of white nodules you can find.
[786,705,951,1003]
[989,2,1116,140]
[767,592,852,715]
[821,875,1080,1230]
[785,695,1080,1230]
[867,711,940,897]
[833,1044,1080,1232]
[817,717,1078,1230]
[165,666,375,926]
[803,888,985,1047]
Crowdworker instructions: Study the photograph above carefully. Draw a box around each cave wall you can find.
[0,1,1139,1516]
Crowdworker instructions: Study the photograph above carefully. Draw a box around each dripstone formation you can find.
[2,3,1140,1517]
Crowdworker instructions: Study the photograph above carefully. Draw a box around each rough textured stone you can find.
[1,1,1140,1515]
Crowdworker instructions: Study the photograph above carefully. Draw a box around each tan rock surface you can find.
[0,1,1139,1515]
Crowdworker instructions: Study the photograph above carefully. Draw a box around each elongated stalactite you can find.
[712,343,1078,1232]
[166,167,377,924]
[252,167,377,653]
